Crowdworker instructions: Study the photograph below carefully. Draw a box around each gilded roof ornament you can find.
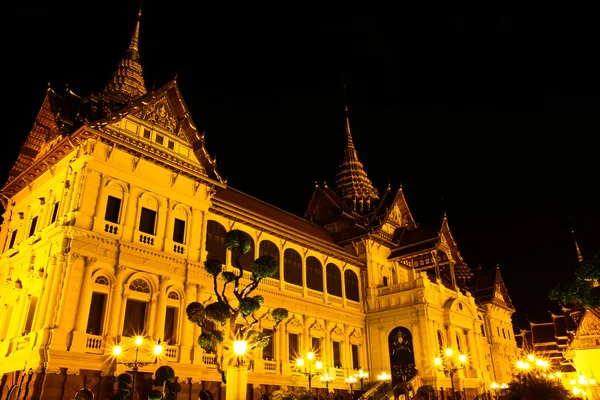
[102,5,147,102]
[335,89,378,212]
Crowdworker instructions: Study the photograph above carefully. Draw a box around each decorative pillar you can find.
[44,253,67,329]
[466,329,480,372]
[303,315,310,353]
[154,276,169,341]
[34,255,57,331]
[191,284,204,363]
[180,281,196,364]
[147,293,158,339]
[279,245,285,291]
[7,293,25,338]
[107,266,127,337]
[71,257,98,351]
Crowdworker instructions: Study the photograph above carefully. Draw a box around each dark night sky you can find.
[4,3,599,328]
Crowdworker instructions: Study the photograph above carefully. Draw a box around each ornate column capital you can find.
[84,256,97,268]
[159,275,170,286]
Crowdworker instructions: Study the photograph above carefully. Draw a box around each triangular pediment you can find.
[568,308,600,351]
[95,80,223,184]
[379,187,416,230]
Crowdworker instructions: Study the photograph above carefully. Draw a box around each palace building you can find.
[0,7,521,400]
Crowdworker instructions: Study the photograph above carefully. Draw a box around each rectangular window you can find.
[105,196,122,223]
[28,216,38,237]
[123,300,147,337]
[86,292,107,335]
[139,208,157,235]
[173,218,185,244]
[352,344,360,370]
[288,333,299,362]
[481,325,485,337]
[332,341,341,368]
[155,134,164,145]
[164,306,178,344]
[262,328,274,359]
[502,328,506,339]
[51,202,60,223]
[167,140,175,150]
[8,230,18,249]
[23,296,38,334]
[312,337,321,357]
[143,129,151,139]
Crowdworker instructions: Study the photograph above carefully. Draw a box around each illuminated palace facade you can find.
[0,9,520,400]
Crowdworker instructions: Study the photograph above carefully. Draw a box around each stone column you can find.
[324,321,333,367]
[34,255,57,331]
[279,246,285,291]
[107,266,127,337]
[44,253,67,329]
[303,315,310,354]
[7,292,25,338]
[466,328,480,372]
[154,276,169,341]
[73,257,97,332]
[180,281,196,364]
[147,293,158,339]
[191,284,204,363]
[71,257,98,351]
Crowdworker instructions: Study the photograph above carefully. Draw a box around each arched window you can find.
[206,221,227,264]
[306,256,323,291]
[326,263,342,297]
[344,269,359,301]
[164,290,181,345]
[259,240,280,279]
[237,234,255,272]
[87,274,111,335]
[123,277,152,337]
[283,249,302,286]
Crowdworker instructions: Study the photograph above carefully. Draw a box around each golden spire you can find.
[102,3,147,102]
[570,224,584,263]
[335,85,378,212]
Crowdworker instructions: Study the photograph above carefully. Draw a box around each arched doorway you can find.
[75,388,94,400]
[388,326,417,385]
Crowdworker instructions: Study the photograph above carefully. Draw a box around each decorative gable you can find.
[142,96,181,136]
[569,309,600,350]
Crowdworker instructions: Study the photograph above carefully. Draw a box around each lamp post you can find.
[377,371,391,399]
[345,375,357,400]
[296,351,323,394]
[434,348,467,400]
[320,373,334,400]
[233,339,248,366]
[356,369,369,393]
[570,375,597,400]
[113,336,163,400]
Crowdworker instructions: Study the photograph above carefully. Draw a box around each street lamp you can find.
[345,375,357,400]
[377,371,391,399]
[113,336,163,400]
[434,348,467,400]
[356,369,369,393]
[320,373,334,400]
[296,351,323,394]
[571,375,597,400]
[233,339,248,366]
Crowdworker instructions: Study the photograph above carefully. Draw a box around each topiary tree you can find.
[111,373,133,400]
[186,229,288,383]
[507,372,571,400]
[153,365,182,400]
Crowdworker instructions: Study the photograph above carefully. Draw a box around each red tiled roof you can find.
[213,187,336,244]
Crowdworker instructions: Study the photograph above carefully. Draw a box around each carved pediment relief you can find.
[331,325,345,338]
[388,205,403,226]
[286,315,303,329]
[143,97,180,136]
[310,320,326,335]
[350,328,363,340]
[577,312,600,337]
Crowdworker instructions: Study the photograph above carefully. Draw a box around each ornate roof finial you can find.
[335,83,378,210]
[102,2,147,102]
[569,220,584,263]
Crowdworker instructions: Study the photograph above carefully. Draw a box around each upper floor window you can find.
[105,196,122,223]
[51,202,60,223]
[306,256,323,292]
[139,207,157,235]
[326,263,342,297]
[206,221,227,264]
[173,218,185,244]
[8,230,18,249]
[28,216,38,237]
[259,240,280,279]
[283,249,302,286]
[344,269,360,301]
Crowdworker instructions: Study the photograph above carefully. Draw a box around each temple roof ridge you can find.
[102,4,147,103]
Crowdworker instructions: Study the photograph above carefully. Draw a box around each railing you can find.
[377,281,417,296]
[264,360,277,373]
[202,353,217,367]
[163,345,178,361]
[307,288,323,299]
[284,283,303,294]
[139,233,155,245]
[85,334,104,354]
[104,223,119,235]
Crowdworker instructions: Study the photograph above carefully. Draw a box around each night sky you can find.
[4,3,599,329]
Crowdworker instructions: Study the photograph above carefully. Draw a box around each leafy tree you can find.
[507,372,571,400]
[111,373,133,400]
[550,250,600,309]
[186,229,288,383]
